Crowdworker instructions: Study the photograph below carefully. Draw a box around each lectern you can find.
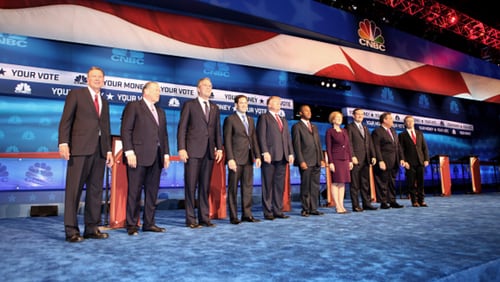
[430,155,452,196]
[109,136,127,228]
[208,152,227,219]
[282,163,292,212]
[323,151,335,207]
[468,155,482,194]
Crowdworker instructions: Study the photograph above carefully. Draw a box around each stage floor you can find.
[0,193,499,281]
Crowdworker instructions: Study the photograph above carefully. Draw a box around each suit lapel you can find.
[141,99,159,127]
[84,88,99,117]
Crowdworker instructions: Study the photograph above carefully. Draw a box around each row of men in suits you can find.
[59,67,173,241]
[58,67,429,242]
[352,109,430,211]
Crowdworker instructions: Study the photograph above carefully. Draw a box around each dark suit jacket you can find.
[257,112,294,162]
[223,113,260,165]
[177,98,222,159]
[346,122,375,165]
[398,130,429,167]
[292,120,323,167]
[372,126,403,170]
[120,99,170,166]
[58,87,111,156]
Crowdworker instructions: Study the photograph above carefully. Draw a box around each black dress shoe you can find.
[419,202,428,207]
[66,234,84,243]
[301,210,309,217]
[380,203,391,209]
[230,219,241,225]
[274,214,290,219]
[186,223,202,229]
[309,210,324,216]
[264,215,275,220]
[241,216,260,222]
[143,225,166,232]
[83,231,109,239]
[363,205,378,210]
[390,202,404,208]
[201,222,216,227]
[353,207,364,212]
[127,228,139,236]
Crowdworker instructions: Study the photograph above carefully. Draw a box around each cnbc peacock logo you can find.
[358,19,386,52]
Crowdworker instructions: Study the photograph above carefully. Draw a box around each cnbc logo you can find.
[358,19,386,52]
[0,33,28,48]
[111,48,144,65]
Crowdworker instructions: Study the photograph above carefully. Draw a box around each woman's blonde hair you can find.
[328,111,343,124]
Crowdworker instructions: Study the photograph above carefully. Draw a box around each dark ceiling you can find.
[315,0,500,65]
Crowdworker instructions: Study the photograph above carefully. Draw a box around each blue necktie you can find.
[241,114,249,135]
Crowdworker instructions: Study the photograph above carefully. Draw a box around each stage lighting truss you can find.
[375,0,499,52]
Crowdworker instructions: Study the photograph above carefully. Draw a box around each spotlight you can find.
[445,10,458,26]
[320,81,325,86]
[325,82,330,88]
[332,82,337,88]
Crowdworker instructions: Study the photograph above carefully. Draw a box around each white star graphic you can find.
[8,194,16,203]
[106,93,114,100]
[48,193,56,201]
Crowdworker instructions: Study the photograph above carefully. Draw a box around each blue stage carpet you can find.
[0,193,499,281]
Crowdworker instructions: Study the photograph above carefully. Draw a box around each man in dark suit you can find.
[257,96,294,220]
[399,115,430,207]
[372,112,404,209]
[346,108,377,212]
[177,77,223,228]
[292,105,324,217]
[121,82,170,235]
[58,66,113,242]
[223,95,261,224]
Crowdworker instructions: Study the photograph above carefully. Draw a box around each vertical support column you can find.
[470,156,482,194]
[439,155,452,196]
[282,163,292,212]
[109,136,128,228]
[369,165,377,203]
[324,151,335,207]
[209,151,227,219]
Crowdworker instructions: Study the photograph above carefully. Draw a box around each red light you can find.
[449,16,457,24]
[445,10,458,26]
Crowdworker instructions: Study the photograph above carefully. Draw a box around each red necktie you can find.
[275,113,283,132]
[94,94,100,117]
[411,130,416,144]
[307,121,312,133]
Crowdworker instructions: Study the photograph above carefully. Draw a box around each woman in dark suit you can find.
[326,111,353,214]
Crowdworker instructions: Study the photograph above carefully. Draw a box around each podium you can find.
[369,165,377,202]
[109,137,227,229]
[430,155,452,196]
[455,155,482,194]
[208,152,227,219]
[323,151,335,207]
[464,155,482,194]
[109,136,128,228]
[282,163,292,212]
